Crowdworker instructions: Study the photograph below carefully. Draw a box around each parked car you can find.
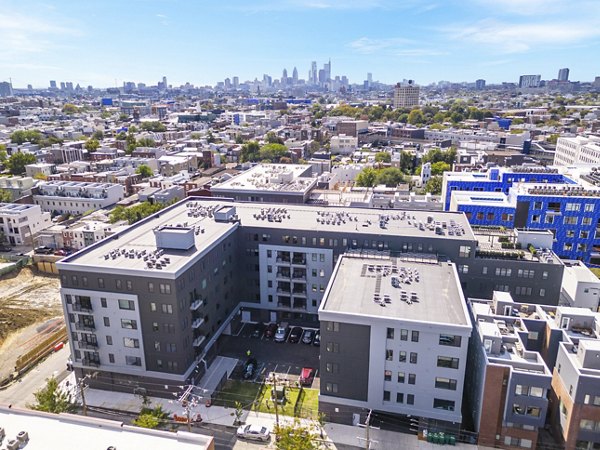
[313,330,321,346]
[0,246,13,252]
[54,249,68,256]
[274,322,290,342]
[243,358,257,380]
[236,424,270,442]
[299,367,315,386]
[264,323,278,339]
[251,322,266,339]
[288,326,303,343]
[301,329,315,345]
[34,246,54,255]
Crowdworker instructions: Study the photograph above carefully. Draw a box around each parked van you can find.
[274,322,289,342]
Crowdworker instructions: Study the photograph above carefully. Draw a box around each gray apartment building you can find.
[57,198,565,413]
[318,255,472,434]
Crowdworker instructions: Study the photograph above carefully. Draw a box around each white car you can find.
[236,424,271,442]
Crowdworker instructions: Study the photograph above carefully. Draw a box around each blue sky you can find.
[1,0,599,88]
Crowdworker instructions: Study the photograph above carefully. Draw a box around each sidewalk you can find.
[61,374,492,450]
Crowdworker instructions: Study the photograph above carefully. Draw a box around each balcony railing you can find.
[81,357,101,367]
[193,336,206,347]
[75,322,96,331]
[77,340,98,350]
[190,299,204,311]
[72,303,93,313]
[291,258,306,265]
[192,318,204,329]
[292,290,307,297]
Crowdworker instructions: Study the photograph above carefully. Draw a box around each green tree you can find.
[422,148,456,165]
[374,167,405,187]
[10,130,43,145]
[109,201,165,224]
[240,141,260,162]
[137,137,156,148]
[399,151,414,174]
[274,421,319,450]
[136,164,153,178]
[92,130,104,140]
[140,121,166,132]
[84,138,100,152]
[259,143,288,162]
[116,131,127,140]
[547,134,560,144]
[408,109,425,126]
[355,167,378,187]
[132,404,169,429]
[265,131,284,144]
[29,376,74,413]
[425,176,443,194]
[430,161,451,175]
[374,152,391,163]
[62,103,79,114]
[7,152,36,175]
[0,189,12,202]
[125,133,137,154]
[0,145,7,164]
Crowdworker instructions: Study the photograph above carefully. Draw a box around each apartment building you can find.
[0,176,36,201]
[56,198,564,397]
[329,134,358,155]
[319,255,471,434]
[554,136,600,166]
[0,203,51,246]
[393,81,420,109]
[442,166,600,264]
[33,181,124,215]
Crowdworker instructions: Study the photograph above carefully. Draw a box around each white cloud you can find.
[444,19,600,53]
[349,37,415,54]
[233,0,425,13]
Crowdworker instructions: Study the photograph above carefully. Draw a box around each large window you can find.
[433,398,455,411]
[121,319,138,330]
[125,356,141,366]
[439,335,461,347]
[435,377,457,390]
[437,356,459,369]
[118,299,135,310]
[123,337,139,348]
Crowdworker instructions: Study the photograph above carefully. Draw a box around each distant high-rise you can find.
[393,80,419,109]
[65,81,74,91]
[282,68,288,85]
[0,81,13,97]
[233,76,239,89]
[558,68,570,82]
[311,61,317,85]
[60,82,66,91]
[518,74,541,88]
[475,79,486,90]
[292,67,298,84]
[162,76,167,88]
[49,80,57,89]
[324,59,331,81]
[367,73,372,84]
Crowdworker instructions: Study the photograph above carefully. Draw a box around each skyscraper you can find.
[393,80,420,109]
[324,59,331,81]
[518,74,541,88]
[558,68,570,82]
[233,76,239,89]
[292,67,298,84]
[311,61,317,85]
[49,80,57,89]
[475,79,486,90]
[0,81,12,97]
[282,68,288,85]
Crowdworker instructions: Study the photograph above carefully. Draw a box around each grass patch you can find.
[213,380,319,419]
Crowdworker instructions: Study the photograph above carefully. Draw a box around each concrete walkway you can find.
[198,356,238,399]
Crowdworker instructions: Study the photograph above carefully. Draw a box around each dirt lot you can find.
[0,266,64,381]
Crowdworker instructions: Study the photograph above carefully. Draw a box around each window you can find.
[166,343,177,352]
[583,217,593,226]
[386,328,394,339]
[148,282,154,293]
[459,246,471,258]
[121,319,138,330]
[101,298,107,308]
[585,203,595,212]
[325,382,338,393]
[326,342,339,353]
[98,278,105,288]
[396,393,404,403]
[408,374,416,385]
[125,356,142,366]
[326,363,339,373]
[410,352,418,364]
[458,265,469,274]
[398,372,405,383]
[150,302,157,312]
[152,322,159,331]
[435,377,457,390]
[399,351,407,362]
[566,203,581,212]
[407,394,414,405]
[400,329,408,341]
[106,335,113,345]
[383,391,391,401]
[108,353,115,363]
[103,317,110,327]
[115,279,122,290]
[437,356,459,369]
[326,322,340,332]
[482,266,488,275]
[581,231,590,239]
[495,267,512,277]
[123,337,139,348]
[386,349,393,361]
[159,283,171,294]
[118,299,135,310]
[411,331,419,342]
[533,201,543,210]
[162,304,173,314]
[564,216,578,225]
[154,341,160,351]
[439,335,461,347]
[433,398,455,411]
[384,370,392,381]
[526,406,541,417]
[126,280,132,291]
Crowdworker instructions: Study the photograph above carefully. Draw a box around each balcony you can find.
[190,299,204,311]
[293,299,307,310]
[291,270,306,280]
[276,270,291,280]
[81,356,101,367]
[72,303,93,313]
[192,318,204,329]
[193,335,206,347]
[292,290,307,298]
[77,340,98,350]
[291,257,306,266]
[75,321,95,332]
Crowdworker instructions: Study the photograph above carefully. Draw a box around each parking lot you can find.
[217,322,321,389]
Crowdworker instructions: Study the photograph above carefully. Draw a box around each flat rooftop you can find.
[58,199,475,278]
[212,164,315,193]
[320,255,469,326]
[0,407,213,450]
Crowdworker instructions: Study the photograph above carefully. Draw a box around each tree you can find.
[399,151,414,174]
[355,167,378,187]
[425,176,443,194]
[0,189,12,202]
[430,161,451,175]
[136,164,153,178]
[136,137,156,148]
[115,131,127,141]
[29,376,74,413]
[374,167,405,187]
[7,152,36,175]
[109,201,165,225]
[140,121,166,132]
[125,133,137,154]
[92,130,104,140]
[240,141,260,162]
[265,131,284,145]
[84,138,100,152]
[132,404,169,429]
[10,130,43,145]
[0,144,7,163]
[62,103,79,114]
[547,134,560,144]
[259,143,288,162]
[274,421,319,450]
[374,152,391,163]
[408,109,425,126]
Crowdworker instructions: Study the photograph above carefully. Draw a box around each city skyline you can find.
[1,0,600,88]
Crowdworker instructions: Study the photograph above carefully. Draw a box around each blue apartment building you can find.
[443,167,600,265]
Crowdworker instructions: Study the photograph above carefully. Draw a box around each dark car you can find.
[288,326,303,343]
[243,358,258,380]
[313,331,321,346]
[264,323,278,339]
[34,246,54,255]
[301,329,315,345]
[0,246,13,252]
[251,322,266,339]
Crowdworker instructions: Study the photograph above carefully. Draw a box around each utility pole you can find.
[271,374,280,428]
[78,372,97,416]
[365,409,372,450]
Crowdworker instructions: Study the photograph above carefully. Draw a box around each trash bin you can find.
[449,435,456,446]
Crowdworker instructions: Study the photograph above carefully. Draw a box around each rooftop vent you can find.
[153,225,195,250]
